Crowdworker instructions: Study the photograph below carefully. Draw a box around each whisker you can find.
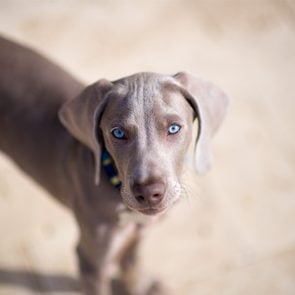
[179,175,204,211]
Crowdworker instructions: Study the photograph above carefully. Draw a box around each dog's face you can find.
[59,72,229,216]
[100,74,194,215]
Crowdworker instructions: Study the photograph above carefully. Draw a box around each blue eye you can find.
[168,123,181,135]
[111,127,126,139]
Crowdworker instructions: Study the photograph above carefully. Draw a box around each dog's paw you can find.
[133,278,172,295]
[144,280,171,295]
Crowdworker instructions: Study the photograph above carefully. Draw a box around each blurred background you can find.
[0,0,294,294]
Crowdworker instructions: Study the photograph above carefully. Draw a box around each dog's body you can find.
[0,36,229,295]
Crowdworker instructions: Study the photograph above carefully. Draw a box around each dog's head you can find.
[59,72,229,215]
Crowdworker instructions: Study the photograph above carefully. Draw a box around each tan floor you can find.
[0,1,295,294]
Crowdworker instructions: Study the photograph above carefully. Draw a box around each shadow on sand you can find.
[0,268,80,293]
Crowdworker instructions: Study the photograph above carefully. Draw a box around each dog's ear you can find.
[174,71,229,174]
[59,79,113,185]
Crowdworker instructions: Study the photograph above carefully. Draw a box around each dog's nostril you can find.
[151,193,161,201]
[149,192,163,204]
[136,195,145,204]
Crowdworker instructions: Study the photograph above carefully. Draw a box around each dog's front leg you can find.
[76,219,142,295]
[76,222,121,295]
[115,226,169,295]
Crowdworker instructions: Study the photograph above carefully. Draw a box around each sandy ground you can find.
[0,0,295,294]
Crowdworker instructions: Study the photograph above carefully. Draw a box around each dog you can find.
[0,36,229,294]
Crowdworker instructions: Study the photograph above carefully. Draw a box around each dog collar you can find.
[101,149,122,190]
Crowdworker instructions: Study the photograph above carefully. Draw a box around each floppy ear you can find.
[58,79,113,185]
[174,71,229,174]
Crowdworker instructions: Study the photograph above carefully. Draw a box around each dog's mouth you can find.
[137,206,168,216]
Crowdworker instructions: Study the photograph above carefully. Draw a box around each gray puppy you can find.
[0,36,229,295]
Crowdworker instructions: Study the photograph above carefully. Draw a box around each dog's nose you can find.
[133,181,165,207]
